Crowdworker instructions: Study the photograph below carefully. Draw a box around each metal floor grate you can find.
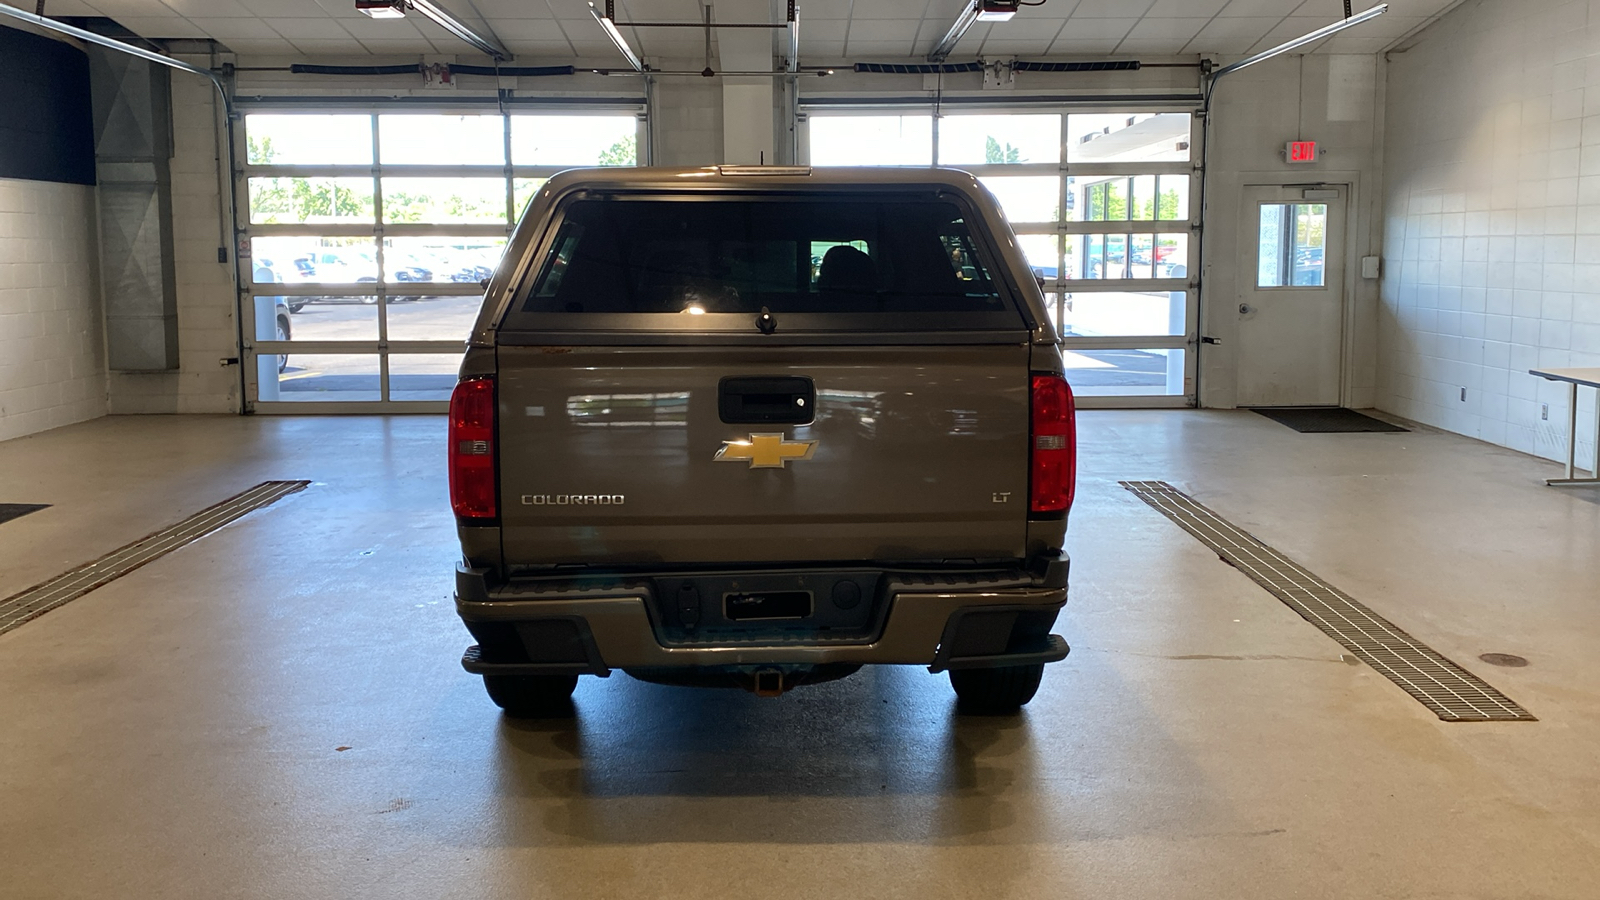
[0,481,309,637]
[1121,480,1535,722]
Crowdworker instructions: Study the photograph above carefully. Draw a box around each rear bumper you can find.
[454,557,1069,675]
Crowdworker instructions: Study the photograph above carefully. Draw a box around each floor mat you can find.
[0,504,49,525]
[1251,407,1408,433]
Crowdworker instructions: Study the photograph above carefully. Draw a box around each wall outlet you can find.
[1542,404,1549,420]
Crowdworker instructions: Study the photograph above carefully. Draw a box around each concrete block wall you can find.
[0,178,106,441]
[107,68,239,414]
[650,73,724,166]
[1380,0,1600,469]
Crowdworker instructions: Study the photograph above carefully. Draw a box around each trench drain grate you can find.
[1121,480,1535,722]
[0,481,309,637]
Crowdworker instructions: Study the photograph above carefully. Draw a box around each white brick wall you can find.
[106,67,240,415]
[0,177,107,441]
[1381,0,1600,469]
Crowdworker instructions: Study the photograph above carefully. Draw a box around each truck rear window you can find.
[503,194,1025,331]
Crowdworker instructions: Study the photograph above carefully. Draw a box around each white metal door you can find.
[1236,185,1345,407]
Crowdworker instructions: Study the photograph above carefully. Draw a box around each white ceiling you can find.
[32,0,1461,61]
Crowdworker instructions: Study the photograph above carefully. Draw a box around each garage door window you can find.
[239,108,643,410]
[804,108,1199,402]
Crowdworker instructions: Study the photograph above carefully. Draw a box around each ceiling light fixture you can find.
[589,1,643,72]
[786,0,799,74]
[929,1,1020,62]
[1210,3,1387,82]
[356,0,407,19]
[975,1,1020,22]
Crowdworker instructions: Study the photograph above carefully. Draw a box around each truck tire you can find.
[482,673,579,717]
[948,663,1045,712]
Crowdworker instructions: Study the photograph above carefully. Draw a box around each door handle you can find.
[718,376,815,425]
[1239,303,1253,315]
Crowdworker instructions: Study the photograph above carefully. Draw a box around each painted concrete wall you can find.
[107,65,239,415]
[0,178,106,441]
[1380,0,1600,470]
[1201,53,1386,410]
[650,73,724,165]
[0,27,103,441]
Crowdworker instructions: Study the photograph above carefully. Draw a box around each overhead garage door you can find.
[804,108,1199,407]
[236,107,642,411]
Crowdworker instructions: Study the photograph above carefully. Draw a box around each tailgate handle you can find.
[719,376,815,425]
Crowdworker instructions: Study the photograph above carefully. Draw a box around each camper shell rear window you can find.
[498,191,1028,333]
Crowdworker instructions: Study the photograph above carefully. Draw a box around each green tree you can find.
[248,134,277,164]
[1157,188,1181,221]
[598,134,637,166]
[382,191,430,223]
[1092,182,1128,220]
[250,177,373,224]
[984,135,1022,164]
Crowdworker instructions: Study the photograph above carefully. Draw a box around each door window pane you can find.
[1069,174,1189,222]
[1076,233,1188,280]
[1057,291,1186,338]
[383,237,506,288]
[272,354,381,401]
[937,114,1061,165]
[1066,113,1191,162]
[809,115,933,166]
[381,177,508,224]
[387,296,484,342]
[388,353,463,401]
[1073,176,1130,222]
[511,115,637,166]
[378,115,505,166]
[1017,234,1060,281]
[251,238,378,285]
[253,295,378,341]
[979,175,1060,224]
[248,177,374,225]
[1157,175,1190,221]
[1063,348,1186,397]
[245,114,372,165]
[1258,203,1327,287]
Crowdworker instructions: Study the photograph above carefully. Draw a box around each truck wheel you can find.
[482,673,579,717]
[948,664,1045,712]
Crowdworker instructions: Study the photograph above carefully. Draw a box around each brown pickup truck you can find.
[449,166,1076,715]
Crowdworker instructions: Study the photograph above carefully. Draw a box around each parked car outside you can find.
[252,259,293,373]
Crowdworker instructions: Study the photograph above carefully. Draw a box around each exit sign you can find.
[1287,140,1319,163]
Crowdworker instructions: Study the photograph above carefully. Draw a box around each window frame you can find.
[496,188,1033,337]
[234,103,646,413]
[798,104,1202,407]
[1255,201,1330,290]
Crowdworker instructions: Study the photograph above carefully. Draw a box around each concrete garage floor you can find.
[1,411,1598,899]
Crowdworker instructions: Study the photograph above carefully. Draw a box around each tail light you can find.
[449,376,497,521]
[1029,373,1077,515]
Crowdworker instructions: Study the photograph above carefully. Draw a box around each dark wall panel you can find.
[0,25,95,185]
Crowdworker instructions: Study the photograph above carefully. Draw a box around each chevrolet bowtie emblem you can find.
[714,433,818,469]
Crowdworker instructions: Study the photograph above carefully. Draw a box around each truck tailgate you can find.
[497,343,1029,566]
